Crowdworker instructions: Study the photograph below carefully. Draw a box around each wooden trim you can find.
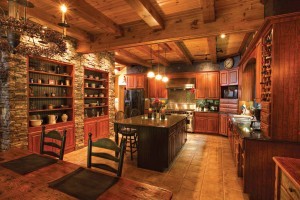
[207,36,217,63]
[202,0,215,23]
[135,46,169,66]
[239,32,254,54]
[168,42,193,65]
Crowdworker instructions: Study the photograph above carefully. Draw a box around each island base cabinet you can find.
[28,123,75,154]
[194,112,219,134]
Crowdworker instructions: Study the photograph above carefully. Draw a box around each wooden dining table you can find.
[0,148,172,200]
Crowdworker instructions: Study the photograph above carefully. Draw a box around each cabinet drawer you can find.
[261,112,271,124]
[220,99,238,104]
[281,172,300,200]
[227,104,238,109]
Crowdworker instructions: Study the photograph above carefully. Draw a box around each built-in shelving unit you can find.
[27,56,75,154]
[261,29,273,102]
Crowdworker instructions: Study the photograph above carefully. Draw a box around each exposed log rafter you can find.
[115,49,152,68]
[202,0,215,23]
[136,46,169,66]
[169,42,193,65]
[124,0,164,29]
[207,36,217,63]
[50,0,123,36]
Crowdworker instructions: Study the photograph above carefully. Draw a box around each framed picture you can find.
[48,79,55,85]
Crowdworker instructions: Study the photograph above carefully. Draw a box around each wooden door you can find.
[135,75,145,89]
[63,126,75,152]
[228,69,239,85]
[219,114,228,136]
[84,121,97,143]
[148,78,157,98]
[125,75,135,89]
[220,71,228,86]
[207,117,219,133]
[194,116,207,132]
[97,119,109,138]
[196,73,206,99]
[207,72,220,99]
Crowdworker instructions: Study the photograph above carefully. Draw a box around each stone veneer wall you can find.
[0,40,115,151]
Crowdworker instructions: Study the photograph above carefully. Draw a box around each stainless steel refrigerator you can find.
[124,89,144,118]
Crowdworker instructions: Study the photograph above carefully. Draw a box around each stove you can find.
[165,109,194,133]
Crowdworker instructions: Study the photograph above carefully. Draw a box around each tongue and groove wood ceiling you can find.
[0,0,264,66]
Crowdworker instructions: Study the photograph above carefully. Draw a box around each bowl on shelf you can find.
[89,94,94,97]
[100,103,105,106]
[90,103,97,107]
[99,93,104,97]
[95,76,100,80]
[88,75,94,79]
[30,119,43,127]
[84,104,89,108]
[94,94,98,97]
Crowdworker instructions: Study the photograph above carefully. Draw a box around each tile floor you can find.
[64,133,249,200]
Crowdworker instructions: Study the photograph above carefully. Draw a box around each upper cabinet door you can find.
[125,75,135,89]
[207,72,220,99]
[228,69,239,85]
[220,71,228,86]
[196,73,207,99]
[148,78,157,98]
[135,75,145,88]
[158,81,168,98]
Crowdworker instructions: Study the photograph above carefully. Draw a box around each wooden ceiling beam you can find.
[135,46,169,66]
[168,42,193,65]
[50,0,122,35]
[77,2,264,53]
[115,49,152,68]
[115,58,131,67]
[123,0,164,29]
[202,0,216,23]
[207,36,217,63]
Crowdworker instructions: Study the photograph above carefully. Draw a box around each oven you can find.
[165,110,194,132]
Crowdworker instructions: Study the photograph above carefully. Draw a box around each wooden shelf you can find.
[84,106,108,109]
[29,97,72,99]
[29,108,72,113]
[29,70,72,78]
[84,87,107,90]
[29,83,72,88]
[84,78,107,82]
[84,97,107,99]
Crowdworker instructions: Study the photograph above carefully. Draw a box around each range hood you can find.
[166,78,195,89]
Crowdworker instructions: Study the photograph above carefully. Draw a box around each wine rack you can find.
[261,29,273,102]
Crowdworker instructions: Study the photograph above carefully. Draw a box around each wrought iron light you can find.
[0,0,69,57]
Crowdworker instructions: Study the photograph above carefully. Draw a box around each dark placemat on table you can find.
[49,167,119,200]
[1,154,57,175]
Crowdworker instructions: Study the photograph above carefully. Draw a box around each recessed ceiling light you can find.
[220,34,226,39]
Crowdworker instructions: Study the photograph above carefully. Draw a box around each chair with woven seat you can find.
[87,133,126,177]
[40,126,66,160]
[115,111,138,160]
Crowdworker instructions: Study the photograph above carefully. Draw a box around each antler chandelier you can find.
[0,0,69,57]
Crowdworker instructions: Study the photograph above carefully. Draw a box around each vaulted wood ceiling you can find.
[0,0,265,66]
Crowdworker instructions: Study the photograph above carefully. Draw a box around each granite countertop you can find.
[229,114,270,140]
[114,115,186,128]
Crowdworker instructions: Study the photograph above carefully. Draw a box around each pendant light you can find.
[147,44,155,78]
[155,44,162,80]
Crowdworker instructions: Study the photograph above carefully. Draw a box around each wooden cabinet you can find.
[220,68,239,86]
[27,56,75,153]
[125,74,145,89]
[196,72,219,99]
[28,122,75,154]
[148,78,167,98]
[219,113,228,136]
[194,112,219,134]
[219,99,239,114]
[274,157,300,200]
[84,117,109,145]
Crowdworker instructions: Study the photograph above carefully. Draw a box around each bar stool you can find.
[115,111,138,160]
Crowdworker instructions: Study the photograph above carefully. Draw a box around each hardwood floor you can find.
[64,134,249,200]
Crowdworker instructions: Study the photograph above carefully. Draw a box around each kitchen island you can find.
[114,115,187,171]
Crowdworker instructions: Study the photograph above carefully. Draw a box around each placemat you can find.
[49,167,119,200]
[1,154,57,175]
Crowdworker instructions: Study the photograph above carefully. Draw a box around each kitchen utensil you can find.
[90,103,97,107]
[30,119,43,127]
[48,115,58,124]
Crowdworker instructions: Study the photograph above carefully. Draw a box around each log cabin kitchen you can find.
[0,0,299,199]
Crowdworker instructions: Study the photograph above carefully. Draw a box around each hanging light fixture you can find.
[147,44,155,78]
[0,0,69,56]
[155,43,162,80]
